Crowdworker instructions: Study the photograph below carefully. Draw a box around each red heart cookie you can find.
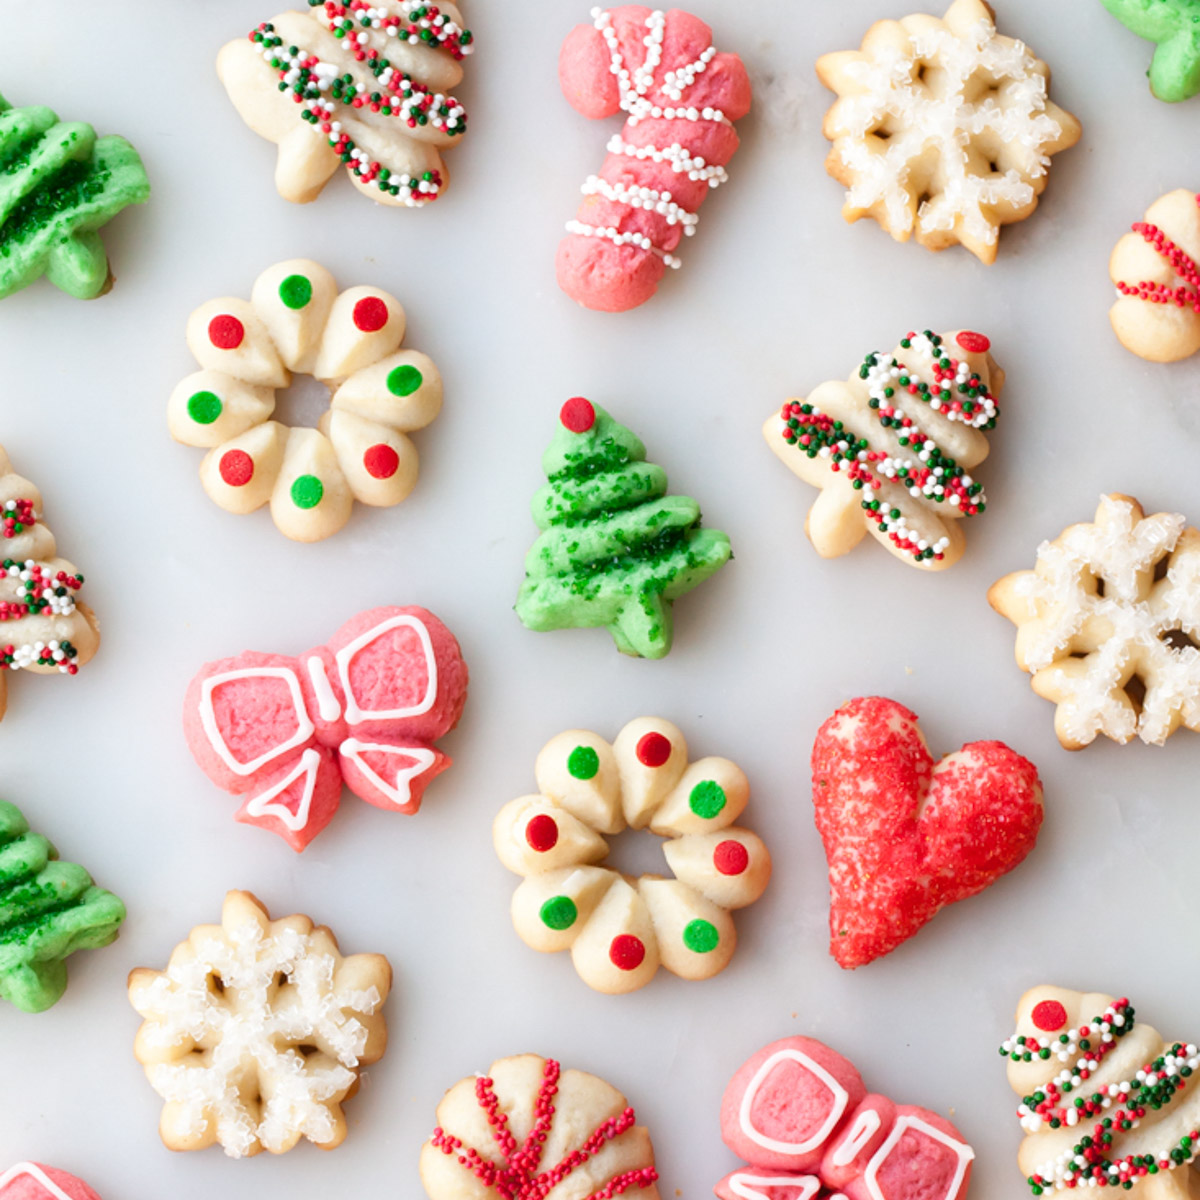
[812,696,1043,969]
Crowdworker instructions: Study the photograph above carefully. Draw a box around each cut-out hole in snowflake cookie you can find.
[493,717,771,994]
[168,259,442,543]
[128,890,391,1158]
[817,0,1081,264]
[990,493,1200,748]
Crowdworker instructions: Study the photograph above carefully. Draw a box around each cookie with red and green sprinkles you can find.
[168,259,443,543]
[0,93,149,300]
[494,716,771,994]
[217,2,472,208]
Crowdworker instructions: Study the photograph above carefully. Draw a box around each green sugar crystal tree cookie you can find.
[0,93,150,300]
[0,800,126,1013]
[515,397,732,659]
[1101,0,1200,101]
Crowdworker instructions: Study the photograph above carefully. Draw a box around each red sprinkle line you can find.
[430,1059,659,1200]
[1115,193,1200,314]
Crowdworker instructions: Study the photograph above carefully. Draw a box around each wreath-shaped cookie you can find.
[493,717,771,994]
[168,259,441,543]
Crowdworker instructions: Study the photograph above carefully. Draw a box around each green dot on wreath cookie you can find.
[683,918,719,953]
[290,474,324,510]
[689,780,726,819]
[388,364,423,396]
[187,390,223,425]
[539,895,578,931]
[567,745,600,780]
[278,273,313,309]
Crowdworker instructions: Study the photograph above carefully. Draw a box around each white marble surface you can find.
[3,1,1200,1196]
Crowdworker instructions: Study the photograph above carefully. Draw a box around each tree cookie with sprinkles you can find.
[168,259,442,543]
[0,445,100,724]
[516,398,731,658]
[556,6,752,312]
[1001,987,1200,1195]
[817,0,1080,264]
[129,890,391,1157]
[218,2,471,207]
[764,329,1003,570]
[0,1163,104,1200]
[989,494,1200,748]
[717,1035,974,1200]
[421,1054,660,1200]
[0,93,149,301]
[494,717,770,994]
[183,606,468,851]
[1110,189,1200,363]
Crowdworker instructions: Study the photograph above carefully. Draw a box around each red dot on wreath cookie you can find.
[1032,999,1068,1032]
[363,443,400,480]
[560,396,595,433]
[525,813,559,852]
[609,934,645,971]
[208,314,245,350]
[636,731,672,767]
[352,296,389,332]
[218,449,254,487]
[955,330,990,354]
[713,839,749,876]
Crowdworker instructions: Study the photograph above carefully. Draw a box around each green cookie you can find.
[516,397,732,660]
[1101,0,1200,101]
[0,93,150,300]
[0,799,126,1013]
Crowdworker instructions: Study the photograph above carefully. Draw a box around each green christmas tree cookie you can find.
[516,397,732,659]
[1101,0,1200,101]
[0,93,150,300]
[0,800,126,1013]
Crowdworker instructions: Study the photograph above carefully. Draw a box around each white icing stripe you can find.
[199,666,315,776]
[340,739,436,808]
[729,1173,821,1200]
[306,655,342,722]
[335,614,438,723]
[862,1116,974,1200]
[580,176,698,232]
[564,220,682,270]
[830,1107,881,1167]
[0,1164,76,1200]
[606,134,730,187]
[243,747,322,832]
[738,1049,850,1156]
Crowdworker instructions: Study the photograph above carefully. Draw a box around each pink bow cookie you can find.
[184,606,468,851]
[716,1037,973,1200]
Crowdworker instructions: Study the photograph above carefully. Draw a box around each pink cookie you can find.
[0,1164,101,1200]
[184,605,468,851]
[556,6,751,312]
[717,1037,973,1200]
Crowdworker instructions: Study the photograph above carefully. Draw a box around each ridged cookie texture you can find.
[0,799,125,1014]
[0,93,148,299]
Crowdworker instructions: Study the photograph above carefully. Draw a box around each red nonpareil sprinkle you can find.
[1115,196,1200,314]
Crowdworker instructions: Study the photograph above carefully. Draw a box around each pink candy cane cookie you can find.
[557,6,751,312]
[717,1037,973,1200]
[183,605,468,851]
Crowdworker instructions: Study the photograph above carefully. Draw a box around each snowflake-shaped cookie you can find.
[494,717,771,994]
[817,0,1081,264]
[128,890,391,1158]
[989,494,1200,749]
[168,259,442,543]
